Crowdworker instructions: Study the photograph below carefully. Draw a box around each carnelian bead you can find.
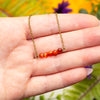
[39,53,44,58]
[43,52,48,58]
[53,50,58,56]
[48,51,53,56]
[57,48,62,54]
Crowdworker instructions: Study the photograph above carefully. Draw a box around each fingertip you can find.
[76,67,88,81]
[71,68,88,83]
[85,68,93,76]
[59,68,88,87]
[73,14,99,29]
[71,67,93,83]
[86,14,99,26]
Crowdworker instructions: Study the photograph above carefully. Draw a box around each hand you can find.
[0,14,99,100]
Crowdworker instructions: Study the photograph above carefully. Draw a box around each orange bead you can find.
[57,48,62,54]
[48,51,53,56]
[53,50,58,56]
[39,53,44,58]
[43,52,48,58]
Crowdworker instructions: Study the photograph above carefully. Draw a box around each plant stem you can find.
[78,76,100,100]
[0,8,12,17]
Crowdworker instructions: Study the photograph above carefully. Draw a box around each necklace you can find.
[28,13,66,59]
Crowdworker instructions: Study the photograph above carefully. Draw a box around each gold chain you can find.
[55,13,66,52]
[28,14,66,59]
[28,15,39,59]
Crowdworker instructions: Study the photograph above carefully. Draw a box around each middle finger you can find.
[29,26,100,75]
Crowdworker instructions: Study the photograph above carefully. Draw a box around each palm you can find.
[0,18,34,99]
[0,14,99,100]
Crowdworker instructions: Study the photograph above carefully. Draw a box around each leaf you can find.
[0,0,53,17]
[40,95,45,100]
[58,63,100,100]
[32,97,35,100]
[90,3,97,15]
[49,92,55,98]
[23,98,30,100]
[56,94,62,100]
[79,9,88,14]
[31,63,100,100]
[96,4,100,19]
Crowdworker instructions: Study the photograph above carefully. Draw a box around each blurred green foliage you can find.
[0,0,52,17]
[79,0,100,19]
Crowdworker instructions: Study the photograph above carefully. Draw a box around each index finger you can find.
[23,14,99,39]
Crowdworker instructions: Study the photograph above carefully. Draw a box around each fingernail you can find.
[86,68,93,76]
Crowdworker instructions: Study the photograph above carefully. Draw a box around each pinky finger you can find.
[24,67,93,98]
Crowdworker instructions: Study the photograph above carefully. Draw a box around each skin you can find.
[0,14,99,100]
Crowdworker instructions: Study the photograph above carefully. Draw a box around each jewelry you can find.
[55,13,66,52]
[28,13,66,59]
[28,15,39,59]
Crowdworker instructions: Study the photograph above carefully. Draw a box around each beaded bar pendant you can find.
[39,48,63,58]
